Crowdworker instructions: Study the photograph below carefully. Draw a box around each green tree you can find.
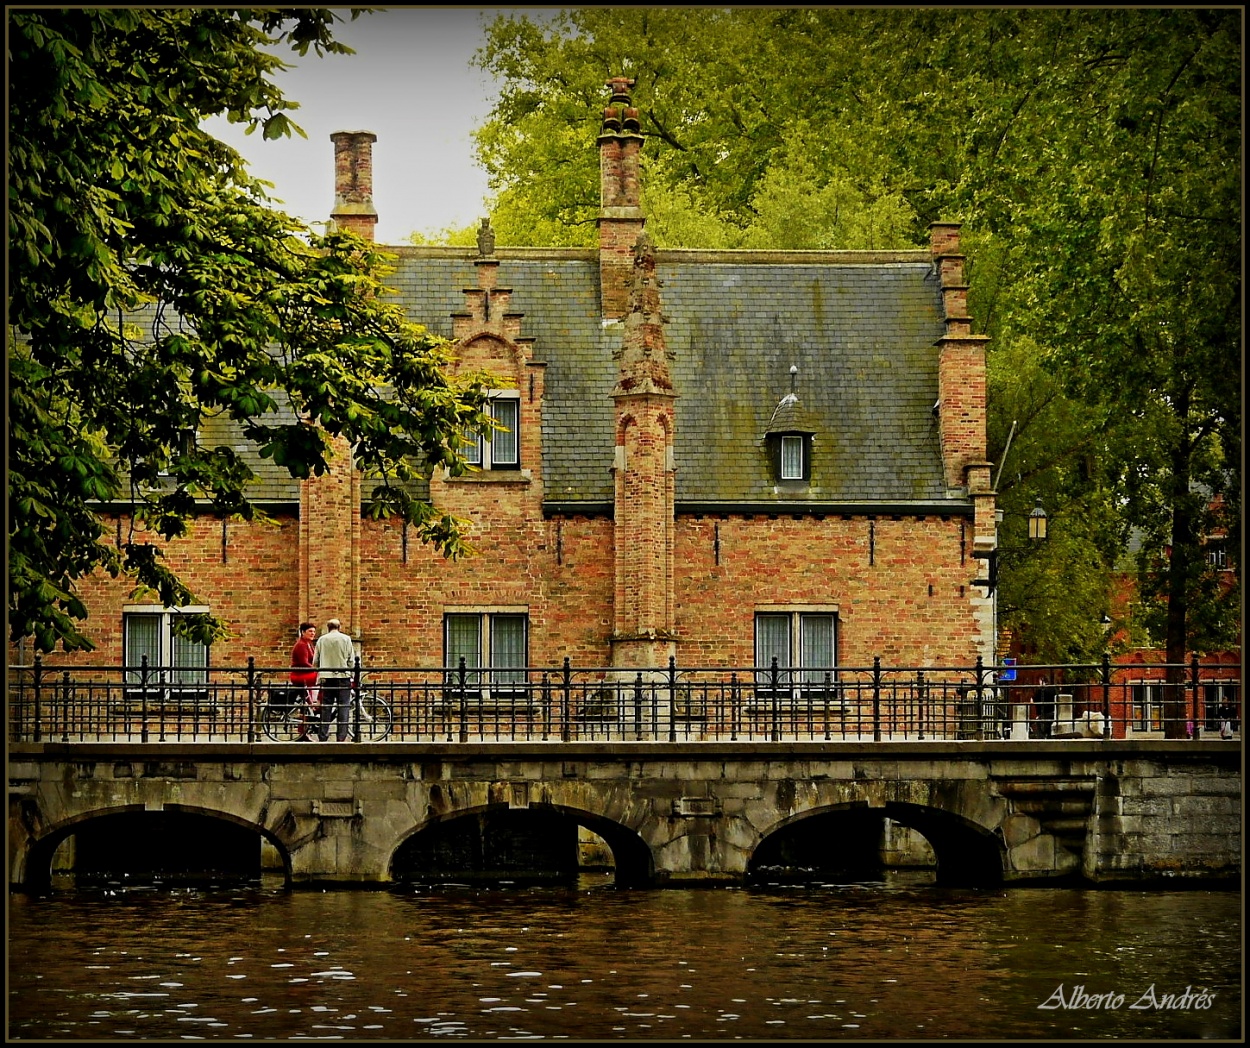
[473,9,1241,700]
[9,9,495,654]
[868,9,1240,731]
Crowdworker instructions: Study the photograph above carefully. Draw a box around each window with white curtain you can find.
[780,435,804,480]
[754,610,837,697]
[123,606,210,698]
[464,394,520,470]
[445,611,528,695]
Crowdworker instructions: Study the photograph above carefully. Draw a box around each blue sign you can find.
[1000,657,1017,682]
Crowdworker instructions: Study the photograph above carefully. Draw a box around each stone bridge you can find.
[8,740,1240,890]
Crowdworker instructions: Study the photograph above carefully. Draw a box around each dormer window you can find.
[466,393,520,470]
[780,435,804,480]
[769,431,812,483]
[764,368,816,486]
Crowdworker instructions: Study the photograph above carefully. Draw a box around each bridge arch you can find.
[391,802,654,888]
[747,801,1006,887]
[18,804,292,892]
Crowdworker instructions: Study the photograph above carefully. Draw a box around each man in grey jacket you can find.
[314,618,356,742]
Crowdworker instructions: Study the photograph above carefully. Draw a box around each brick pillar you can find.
[299,436,361,640]
[598,77,646,319]
[611,232,677,669]
[329,131,378,241]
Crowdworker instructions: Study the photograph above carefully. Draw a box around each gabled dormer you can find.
[445,218,544,481]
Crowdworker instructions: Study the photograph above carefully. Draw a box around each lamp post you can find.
[972,501,1047,594]
[975,500,1048,739]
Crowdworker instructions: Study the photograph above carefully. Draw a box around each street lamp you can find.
[1028,500,1048,542]
[973,501,1048,594]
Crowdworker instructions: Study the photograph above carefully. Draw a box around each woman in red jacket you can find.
[289,622,320,741]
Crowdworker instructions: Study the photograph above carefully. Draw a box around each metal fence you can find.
[6,655,1241,745]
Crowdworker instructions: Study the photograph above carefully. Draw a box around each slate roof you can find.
[381,245,952,510]
[142,244,956,512]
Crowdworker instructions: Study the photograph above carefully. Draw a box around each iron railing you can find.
[6,655,1241,745]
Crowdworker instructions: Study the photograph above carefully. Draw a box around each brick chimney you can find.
[598,77,645,319]
[930,221,990,492]
[610,232,677,669]
[329,131,378,240]
[930,222,996,601]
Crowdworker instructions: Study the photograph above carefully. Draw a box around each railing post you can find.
[1190,653,1201,740]
[823,671,832,741]
[872,657,882,742]
[917,669,926,741]
[458,657,469,744]
[246,656,257,743]
[541,671,551,741]
[668,656,678,743]
[634,672,644,741]
[31,655,44,743]
[974,656,987,741]
[352,656,362,742]
[560,658,571,742]
[730,673,740,742]
[60,671,71,743]
[1101,653,1112,739]
[140,654,150,744]
[765,660,775,740]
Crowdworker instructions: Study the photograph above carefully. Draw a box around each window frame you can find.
[122,605,211,701]
[1203,681,1240,733]
[1130,680,1165,732]
[779,435,805,480]
[444,609,530,698]
[768,432,812,484]
[753,608,839,700]
[466,393,521,471]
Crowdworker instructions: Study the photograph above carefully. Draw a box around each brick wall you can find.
[25,513,301,670]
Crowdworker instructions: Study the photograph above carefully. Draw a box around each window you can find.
[768,432,811,483]
[754,610,837,698]
[465,394,520,470]
[1205,540,1229,570]
[123,607,210,700]
[1130,681,1164,732]
[445,611,528,695]
[1203,682,1240,733]
[780,435,804,480]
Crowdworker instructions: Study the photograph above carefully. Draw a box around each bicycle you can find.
[261,679,393,742]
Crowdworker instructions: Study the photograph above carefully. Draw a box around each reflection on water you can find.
[8,878,1241,1040]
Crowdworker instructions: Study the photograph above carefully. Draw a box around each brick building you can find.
[39,78,999,680]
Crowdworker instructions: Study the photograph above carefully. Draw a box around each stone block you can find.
[1170,795,1240,817]
[1120,796,1173,818]
[1008,832,1057,874]
[999,813,1039,849]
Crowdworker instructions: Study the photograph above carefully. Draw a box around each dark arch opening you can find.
[391,804,653,888]
[747,802,1004,888]
[23,808,284,892]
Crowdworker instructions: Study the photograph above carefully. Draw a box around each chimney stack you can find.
[329,131,378,240]
[598,77,645,319]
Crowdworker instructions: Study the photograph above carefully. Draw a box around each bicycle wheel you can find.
[261,702,306,742]
[353,692,393,741]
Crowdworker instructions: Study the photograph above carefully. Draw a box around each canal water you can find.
[8,878,1241,1041]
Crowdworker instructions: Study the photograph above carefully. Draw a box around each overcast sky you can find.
[204,8,551,243]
